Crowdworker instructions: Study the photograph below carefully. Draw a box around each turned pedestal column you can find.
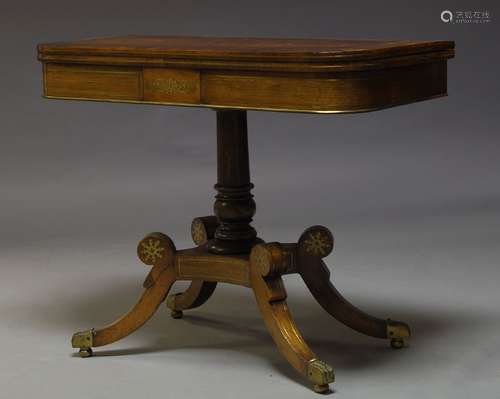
[207,110,261,254]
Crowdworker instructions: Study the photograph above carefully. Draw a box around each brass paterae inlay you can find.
[149,78,196,94]
[139,239,165,263]
[304,232,331,256]
[191,219,207,245]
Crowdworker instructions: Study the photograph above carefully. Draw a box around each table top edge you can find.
[37,35,455,65]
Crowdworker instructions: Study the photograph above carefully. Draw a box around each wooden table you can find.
[37,36,454,393]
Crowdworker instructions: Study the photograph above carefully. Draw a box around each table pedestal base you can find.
[72,221,410,393]
[71,110,410,393]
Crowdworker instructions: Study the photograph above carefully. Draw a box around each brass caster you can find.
[171,310,183,319]
[308,359,334,394]
[387,319,410,349]
[167,294,184,318]
[313,384,330,394]
[72,329,94,357]
[390,338,405,349]
[78,347,93,358]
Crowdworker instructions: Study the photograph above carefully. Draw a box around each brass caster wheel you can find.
[78,348,93,358]
[171,310,183,319]
[307,360,334,394]
[390,338,405,349]
[72,329,94,358]
[387,319,410,349]
[313,384,330,394]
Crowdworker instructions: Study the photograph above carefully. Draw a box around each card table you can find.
[38,35,454,393]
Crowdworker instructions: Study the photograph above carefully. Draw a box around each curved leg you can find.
[166,216,219,318]
[250,245,334,393]
[297,226,411,348]
[166,280,217,318]
[72,232,177,356]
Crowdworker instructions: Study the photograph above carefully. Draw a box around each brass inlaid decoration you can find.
[304,231,331,256]
[149,78,196,94]
[143,68,200,103]
[191,219,207,245]
[139,239,165,264]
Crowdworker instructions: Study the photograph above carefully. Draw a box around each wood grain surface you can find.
[38,35,453,63]
[38,35,454,113]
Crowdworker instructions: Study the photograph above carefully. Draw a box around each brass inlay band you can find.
[43,94,448,114]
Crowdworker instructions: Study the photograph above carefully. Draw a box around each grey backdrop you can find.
[1,1,499,398]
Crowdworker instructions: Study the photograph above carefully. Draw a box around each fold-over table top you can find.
[38,35,454,67]
[38,35,454,113]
